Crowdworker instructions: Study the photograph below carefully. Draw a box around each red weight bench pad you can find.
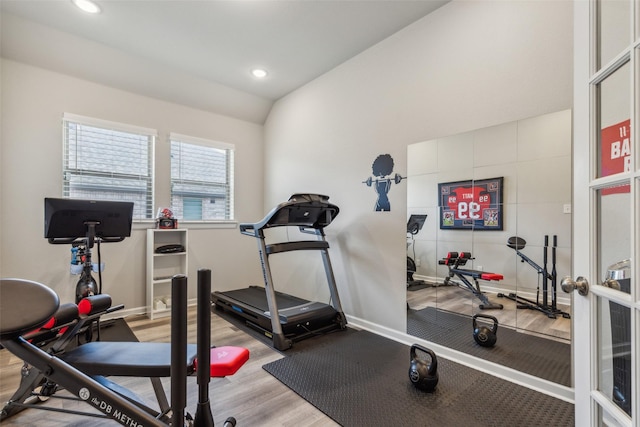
[450,269,503,281]
[194,346,250,378]
[61,342,198,377]
[481,273,503,281]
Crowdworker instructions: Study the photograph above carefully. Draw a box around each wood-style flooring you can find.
[0,308,339,426]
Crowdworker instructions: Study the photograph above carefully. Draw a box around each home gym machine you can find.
[212,194,347,351]
[407,214,428,287]
[439,252,504,310]
[498,235,570,319]
[0,271,247,427]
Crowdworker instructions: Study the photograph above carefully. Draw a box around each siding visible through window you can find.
[170,133,235,221]
[62,113,156,220]
[183,197,203,220]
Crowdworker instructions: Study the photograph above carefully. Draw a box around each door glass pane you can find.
[598,403,628,426]
[597,0,631,69]
[596,186,631,294]
[597,62,631,179]
[597,296,632,417]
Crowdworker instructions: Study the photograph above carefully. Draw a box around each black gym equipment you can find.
[0,273,245,427]
[498,235,570,319]
[212,194,347,351]
[603,259,632,416]
[0,293,127,421]
[472,313,498,348]
[408,344,438,392]
[439,252,504,310]
[45,197,134,303]
[406,214,428,287]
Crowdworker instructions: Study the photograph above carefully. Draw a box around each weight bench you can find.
[0,272,248,426]
[59,342,248,421]
[439,252,504,310]
[1,293,128,421]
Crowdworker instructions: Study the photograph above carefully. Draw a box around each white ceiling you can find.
[0,0,449,123]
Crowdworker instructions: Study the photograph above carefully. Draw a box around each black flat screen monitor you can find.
[44,198,134,243]
[407,214,427,235]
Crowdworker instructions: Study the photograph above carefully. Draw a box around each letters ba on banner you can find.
[601,119,631,195]
[438,177,504,231]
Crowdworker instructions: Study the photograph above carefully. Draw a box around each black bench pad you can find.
[60,342,197,377]
[0,279,59,340]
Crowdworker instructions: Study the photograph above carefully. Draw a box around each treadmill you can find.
[212,194,347,350]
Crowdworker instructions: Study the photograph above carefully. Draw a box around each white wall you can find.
[263,0,573,332]
[0,59,265,308]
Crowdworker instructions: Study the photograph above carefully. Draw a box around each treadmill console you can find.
[262,193,339,230]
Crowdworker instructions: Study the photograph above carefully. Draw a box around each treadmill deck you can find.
[212,286,339,336]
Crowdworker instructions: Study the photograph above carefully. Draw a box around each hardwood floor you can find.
[0,308,339,426]
[407,283,571,342]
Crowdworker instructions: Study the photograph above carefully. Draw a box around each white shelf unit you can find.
[146,228,188,319]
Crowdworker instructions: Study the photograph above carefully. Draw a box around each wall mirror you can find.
[406,109,572,386]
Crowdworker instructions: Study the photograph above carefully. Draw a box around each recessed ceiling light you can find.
[72,0,101,14]
[251,68,268,79]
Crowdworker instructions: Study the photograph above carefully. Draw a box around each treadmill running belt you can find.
[218,286,309,312]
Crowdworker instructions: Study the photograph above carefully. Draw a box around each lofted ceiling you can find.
[0,0,449,123]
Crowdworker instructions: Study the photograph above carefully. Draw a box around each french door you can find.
[572,0,639,426]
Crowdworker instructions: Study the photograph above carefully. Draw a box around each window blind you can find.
[169,133,235,221]
[62,113,156,220]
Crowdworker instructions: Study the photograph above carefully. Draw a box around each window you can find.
[170,133,234,221]
[63,113,156,220]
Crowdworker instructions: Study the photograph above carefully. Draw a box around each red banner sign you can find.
[601,119,631,195]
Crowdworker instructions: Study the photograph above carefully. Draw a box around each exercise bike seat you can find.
[61,342,198,377]
[0,279,59,340]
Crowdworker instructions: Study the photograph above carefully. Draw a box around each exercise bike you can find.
[406,214,429,288]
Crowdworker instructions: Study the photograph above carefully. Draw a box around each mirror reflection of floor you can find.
[407,284,571,342]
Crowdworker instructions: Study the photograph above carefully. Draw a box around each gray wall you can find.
[263,0,573,331]
[0,59,265,307]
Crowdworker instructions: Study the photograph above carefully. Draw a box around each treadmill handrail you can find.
[266,241,329,255]
[239,223,258,237]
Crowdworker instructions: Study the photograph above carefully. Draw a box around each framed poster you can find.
[438,177,504,230]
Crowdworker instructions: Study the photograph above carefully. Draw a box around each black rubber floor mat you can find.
[407,307,571,386]
[263,329,574,426]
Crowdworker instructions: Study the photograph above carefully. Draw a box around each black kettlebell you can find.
[408,344,438,392]
[472,314,498,347]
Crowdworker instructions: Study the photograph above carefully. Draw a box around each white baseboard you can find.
[101,298,199,320]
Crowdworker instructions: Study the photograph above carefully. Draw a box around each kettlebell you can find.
[408,344,438,392]
[472,314,498,347]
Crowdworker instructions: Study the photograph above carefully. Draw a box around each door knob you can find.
[561,276,589,296]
